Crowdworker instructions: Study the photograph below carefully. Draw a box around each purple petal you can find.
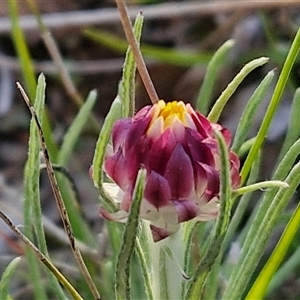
[112,118,132,151]
[229,151,241,188]
[164,144,194,199]
[192,112,212,138]
[200,163,220,201]
[185,128,215,166]
[104,148,138,191]
[173,200,199,222]
[125,116,152,153]
[144,171,171,209]
[146,129,177,174]
[194,162,208,198]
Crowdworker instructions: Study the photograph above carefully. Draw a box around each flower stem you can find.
[115,0,159,104]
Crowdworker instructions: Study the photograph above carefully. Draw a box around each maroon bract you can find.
[102,100,240,241]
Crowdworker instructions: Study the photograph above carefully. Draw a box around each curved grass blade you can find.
[24,74,66,299]
[23,75,47,300]
[84,28,212,67]
[223,152,261,250]
[185,131,231,299]
[267,243,300,295]
[135,236,154,300]
[58,90,97,166]
[223,161,300,300]
[17,83,101,300]
[115,168,146,300]
[0,256,21,299]
[277,88,300,161]
[245,195,300,299]
[92,96,122,211]
[7,0,36,98]
[240,26,300,183]
[196,39,234,114]
[0,211,84,300]
[232,69,275,152]
[7,0,58,159]
[119,13,143,117]
[208,57,269,123]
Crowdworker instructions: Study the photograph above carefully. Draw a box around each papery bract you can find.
[101,100,240,241]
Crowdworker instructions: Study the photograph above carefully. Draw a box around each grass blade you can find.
[0,256,21,299]
[119,13,143,117]
[185,131,232,299]
[196,39,234,114]
[240,26,300,183]
[277,88,300,161]
[208,57,269,123]
[92,96,122,211]
[58,90,97,165]
[0,211,84,300]
[18,83,101,300]
[84,28,212,67]
[246,195,300,299]
[115,169,146,300]
[232,69,275,152]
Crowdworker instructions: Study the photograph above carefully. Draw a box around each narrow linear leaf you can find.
[224,161,300,300]
[232,180,288,197]
[0,257,21,299]
[84,28,212,67]
[232,69,275,152]
[18,83,100,300]
[238,138,300,254]
[8,0,58,159]
[241,26,300,183]
[278,88,300,161]
[223,152,261,249]
[208,57,269,123]
[0,211,84,300]
[268,244,300,295]
[23,74,48,300]
[135,237,154,300]
[115,169,146,300]
[186,131,231,299]
[7,0,36,98]
[58,90,97,166]
[246,196,300,299]
[92,95,122,211]
[119,13,143,117]
[196,39,235,114]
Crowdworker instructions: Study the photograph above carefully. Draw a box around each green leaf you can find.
[277,88,300,161]
[8,0,58,160]
[119,13,143,117]
[23,74,48,300]
[0,257,21,299]
[196,39,234,114]
[207,57,269,123]
[240,26,300,183]
[92,95,122,211]
[24,75,67,299]
[134,221,155,300]
[232,69,275,152]
[58,90,97,166]
[246,194,300,299]
[224,159,300,300]
[185,131,232,299]
[115,169,146,300]
[7,0,36,99]
[84,28,212,67]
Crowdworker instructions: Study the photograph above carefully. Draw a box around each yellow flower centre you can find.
[159,101,186,127]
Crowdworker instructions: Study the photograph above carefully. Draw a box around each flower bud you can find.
[102,100,240,241]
